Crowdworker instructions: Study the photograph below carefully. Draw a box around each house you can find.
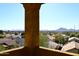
[61,37,79,54]
[47,33,63,50]
[0,33,23,48]
[47,33,55,41]
[0,38,16,48]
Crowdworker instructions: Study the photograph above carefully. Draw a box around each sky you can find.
[40,3,79,30]
[0,3,24,31]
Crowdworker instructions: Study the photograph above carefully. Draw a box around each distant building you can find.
[0,33,24,48]
[5,34,11,37]
[61,37,79,54]
[47,33,55,41]
[11,34,24,47]
[0,38,16,46]
[47,33,63,50]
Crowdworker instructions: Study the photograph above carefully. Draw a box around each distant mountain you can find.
[56,28,67,31]
[55,27,78,32]
[40,27,79,32]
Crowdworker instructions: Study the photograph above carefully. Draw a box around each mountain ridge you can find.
[40,27,79,32]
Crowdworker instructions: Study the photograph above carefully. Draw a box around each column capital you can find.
[23,3,42,11]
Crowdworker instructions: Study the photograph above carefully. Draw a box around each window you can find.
[40,3,79,54]
[0,3,24,52]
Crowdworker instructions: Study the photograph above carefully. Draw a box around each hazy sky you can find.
[40,3,79,30]
[0,3,24,31]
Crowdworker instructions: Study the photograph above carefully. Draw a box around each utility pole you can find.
[74,24,75,33]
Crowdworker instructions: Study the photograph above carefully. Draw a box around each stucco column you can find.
[23,3,41,55]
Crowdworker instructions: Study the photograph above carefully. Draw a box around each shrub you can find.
[0,34,5,39]
[39,32,48,47]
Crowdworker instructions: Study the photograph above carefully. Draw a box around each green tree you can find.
[75,33,79,38]
[63,32,70,36]
[15,32,18,35]
[21,32,24,38]
[39,32,48,47]
[70,33,76,37]
[0,30,3,34]
[54,33,65,44]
